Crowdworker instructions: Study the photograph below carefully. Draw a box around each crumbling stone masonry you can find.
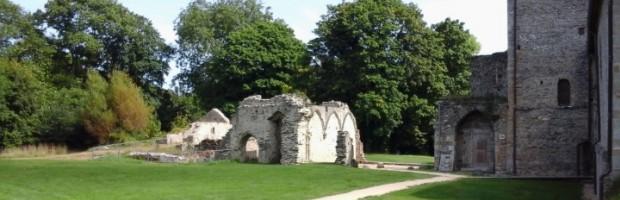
[226,94,365,165]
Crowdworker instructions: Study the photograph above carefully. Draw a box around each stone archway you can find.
[241,135,259,163]
[455,111,494,172]
[267,111,284,164]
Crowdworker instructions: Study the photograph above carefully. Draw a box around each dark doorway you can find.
[268,112,285,164]
[456,111,495,172]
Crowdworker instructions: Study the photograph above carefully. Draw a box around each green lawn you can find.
[365,153,434,165]
[365,178,582,200]
[0,158,431,200]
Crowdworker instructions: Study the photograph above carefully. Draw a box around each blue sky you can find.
[12,0,507,88]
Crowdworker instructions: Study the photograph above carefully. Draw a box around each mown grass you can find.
[0,158,431,200]
[364,178,582,200]
[365,153,434,165]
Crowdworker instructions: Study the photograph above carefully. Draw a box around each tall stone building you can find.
[435,0,620,198]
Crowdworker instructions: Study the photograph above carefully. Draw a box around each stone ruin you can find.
[164,94,365,166]
[226,94,365,165]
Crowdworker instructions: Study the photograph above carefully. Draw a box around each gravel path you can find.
[313,163,463,200]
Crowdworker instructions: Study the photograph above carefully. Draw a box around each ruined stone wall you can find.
[228,95,309,164]
[226,95,363,165]
[508,0,590,176]
[470,52,507,98]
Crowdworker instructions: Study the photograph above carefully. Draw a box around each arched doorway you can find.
[241,135,259,162]
[455,111,494,172]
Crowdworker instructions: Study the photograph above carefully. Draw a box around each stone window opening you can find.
[558,79,571,107]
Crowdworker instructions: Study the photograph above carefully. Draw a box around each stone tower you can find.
[507,0,590,176]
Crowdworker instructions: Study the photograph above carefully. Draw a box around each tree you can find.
[310,0,448,151]
[174,0,273,92]
[433,18,480,96]
[35,0,173,87]
[0,59,48,148]
[82,70,116,144]
[37,87,90,148]
[156,91,204,132]
[81,69,158,144]
[108,70,152,133]
[201,21,309,114]
[0,0,53,65]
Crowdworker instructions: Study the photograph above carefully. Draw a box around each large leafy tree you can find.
[203,21,309,113]
[433,18,480,96]
[389,19,479,154]
[35,0,173,87]
[310,0,450,151]
[0,0,53,65]
[174,0,272,92]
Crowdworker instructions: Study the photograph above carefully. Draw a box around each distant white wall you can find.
[188,122,232,145]
[165,121,232,145]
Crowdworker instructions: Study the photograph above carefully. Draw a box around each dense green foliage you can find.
[174,0,273,93]
[34,0,173,87]
[0,159,429,199]
[0,59,89,148]
[0,0,53,64]
[433,18,481,96]
[0,0,196,149]
[0,0,478,154]
[309,0,478,152]
[365,179,581,200]
[175,0,296,114]
[0,60,46,147]
[199,21,309,113]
